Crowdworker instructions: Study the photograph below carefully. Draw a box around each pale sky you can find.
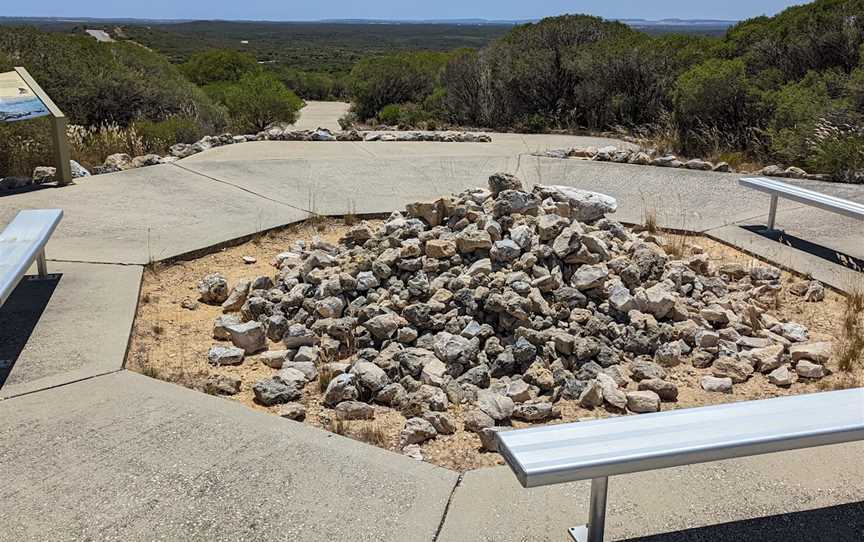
[6,0,806,22]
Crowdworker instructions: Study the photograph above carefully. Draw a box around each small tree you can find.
[181,50,258,86]
[219,72,304,133]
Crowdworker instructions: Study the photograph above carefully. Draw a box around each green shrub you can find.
[132,117,206,149]
[348,52,449,120]
[210,72,304,133]
[180,49,258,85]
[808,118,864,183]
[377,104,403,125]
[0,118,54,177]
[0,27,227,132]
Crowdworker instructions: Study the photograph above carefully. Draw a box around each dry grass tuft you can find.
[355,422,389,447]
[836,281,864,373]
[643,208,659,235]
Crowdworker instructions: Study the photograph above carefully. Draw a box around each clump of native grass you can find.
[835,281,864,374]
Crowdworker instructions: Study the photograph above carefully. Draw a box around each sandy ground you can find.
[127,219,860,472]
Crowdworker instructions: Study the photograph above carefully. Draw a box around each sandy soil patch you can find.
[127,219,859,472]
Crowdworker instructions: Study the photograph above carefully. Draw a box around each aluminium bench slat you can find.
[496,388,864,488]
[739,177,864,220]
[0,209,63,304]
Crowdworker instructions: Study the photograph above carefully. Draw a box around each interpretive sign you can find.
[2,68,73,184]
[0,70,50,122]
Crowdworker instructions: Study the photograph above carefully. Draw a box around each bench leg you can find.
[767,195,779,230]
[37,249,48,278]
[568,477,608,542]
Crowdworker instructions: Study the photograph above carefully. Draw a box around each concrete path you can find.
[291,101,351,131]
[1,128,863,541]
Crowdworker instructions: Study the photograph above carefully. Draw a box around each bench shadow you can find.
[0,274,61,388]
[741,224,864,273]
[622,501,864,542]
[0,182,63,197]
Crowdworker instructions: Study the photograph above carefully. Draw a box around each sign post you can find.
[0,67,72,185]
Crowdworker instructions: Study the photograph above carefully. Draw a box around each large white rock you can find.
[537,185,618,222]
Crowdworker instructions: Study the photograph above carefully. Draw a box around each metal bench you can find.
[739,177,864,230]
[496,388,864,542]
[0,209,63,306]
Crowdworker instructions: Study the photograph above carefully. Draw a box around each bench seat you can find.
[498,388,864,489]
[739,177,864,229]
[496,389,864,541]
[0,209,63,305]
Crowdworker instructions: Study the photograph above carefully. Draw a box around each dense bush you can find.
[348,52,449,120]
[270,66,347,100]
[0,27,227,131]
[180,50,259,85]
[207,72,304,132]
[346,1,864,180]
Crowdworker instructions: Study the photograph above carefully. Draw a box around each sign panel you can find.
[0,70,50,122]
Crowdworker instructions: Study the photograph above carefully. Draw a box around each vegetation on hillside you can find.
[1,4,862,182]
[345,2,864,182]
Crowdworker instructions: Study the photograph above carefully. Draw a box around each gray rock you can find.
[198,273,229,304]
[463,409,495,433]
[276,367,309,388]
[712,357,754,383]
[277,402,306,420]
[323,373,359,407]
[365,313,407,340]
[225,321,267,354]
[351,362,390,393]
[701,375,733,393]
[488,172,523,196]
[283,324,319,348]
[423,411,457,435]
[283,361,318,381]
[571,264,609,290]
[205,374,241,395]
[744,344,785,373]
[795,360,825,379]
[253,377,301,406]
[512,403,559,422]
[789,342,832,364]
[768,365,795,387]
[626,390,661,413]
[538,185,618,221]
[207,345,245,366]
[400,417,437,446]
[637,379,678,402]
[577,379,603,408]
[259,350,290,369]
[629,360,667,382]
[476,390,515,421]
[597,373,627,410]
[335,401,375,420]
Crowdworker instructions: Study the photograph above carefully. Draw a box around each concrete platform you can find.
[0,371,459,542]
[0,164,311,265]
[0,112,863,541]
[440,446,864,542]
[0,261,141,398]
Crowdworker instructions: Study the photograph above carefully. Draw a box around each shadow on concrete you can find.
[624,502,864,542]
[0,274,60,387]
[741,224,864,273]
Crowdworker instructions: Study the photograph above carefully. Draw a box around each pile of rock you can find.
[0,160,90,190]
[200,173,830,455]
[255,126,492,144]
[536,146,829,180]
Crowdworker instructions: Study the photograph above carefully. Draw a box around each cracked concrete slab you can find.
[0,261,141,398]
[0,371,459,542]
[439,446,864,542]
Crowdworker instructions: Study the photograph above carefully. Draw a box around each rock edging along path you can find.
[0,132,862,540]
